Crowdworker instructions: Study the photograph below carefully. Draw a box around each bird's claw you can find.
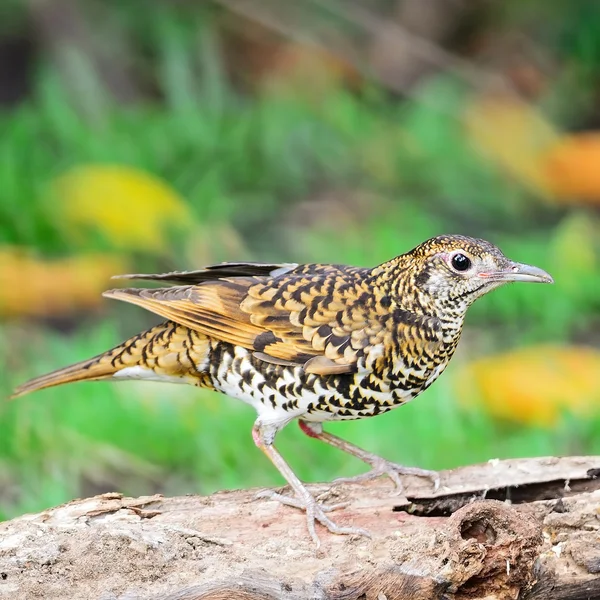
[304,502,371,549]
[333,460,440,495]
[255,489,371,548]
[255,489,348,512]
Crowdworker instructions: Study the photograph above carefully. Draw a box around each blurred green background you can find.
[1,0,600,521]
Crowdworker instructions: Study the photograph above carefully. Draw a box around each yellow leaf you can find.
[0,249,128,318]
[456,345,600,426]
[463,94,559,195]
[542,132,600,203]
[54,165,193,252]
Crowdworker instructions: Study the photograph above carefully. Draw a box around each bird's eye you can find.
[451,253,472,272]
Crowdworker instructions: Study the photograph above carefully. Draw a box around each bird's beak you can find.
[480,262,554,284]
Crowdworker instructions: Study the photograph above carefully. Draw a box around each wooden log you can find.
[0,456,599,600]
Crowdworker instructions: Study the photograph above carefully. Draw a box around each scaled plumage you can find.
[12,235,553,546]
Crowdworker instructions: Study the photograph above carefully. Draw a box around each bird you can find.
[12,234,553,547]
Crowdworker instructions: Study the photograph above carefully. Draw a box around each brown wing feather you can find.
[104,281,264,349]
[104,266,386,375]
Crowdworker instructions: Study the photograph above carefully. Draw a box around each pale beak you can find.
[480,262,554,284]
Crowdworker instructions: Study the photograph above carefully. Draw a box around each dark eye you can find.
[451,253,472,272]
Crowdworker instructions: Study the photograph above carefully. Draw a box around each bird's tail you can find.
[11,321,211,399]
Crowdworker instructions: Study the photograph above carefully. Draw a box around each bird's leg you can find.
[298,421,440,494]
[252,421,371,548]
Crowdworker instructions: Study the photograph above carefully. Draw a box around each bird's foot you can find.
[333,459,440,495]
[255,489,371,548]
[255,489,349,512]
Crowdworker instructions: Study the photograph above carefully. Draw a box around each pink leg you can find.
[298,421,440,494]
[252,421,370,548]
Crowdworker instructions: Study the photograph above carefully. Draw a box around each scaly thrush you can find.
[13,235,553,546]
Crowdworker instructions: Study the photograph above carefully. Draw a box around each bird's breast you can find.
[204,334,458,423]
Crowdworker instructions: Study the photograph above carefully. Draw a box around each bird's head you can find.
[395,234,553,316]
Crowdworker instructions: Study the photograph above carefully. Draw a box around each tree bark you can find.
[0,456,599,600]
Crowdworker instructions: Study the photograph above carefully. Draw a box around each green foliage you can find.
[3,323,600,521]
[1,1,599,520]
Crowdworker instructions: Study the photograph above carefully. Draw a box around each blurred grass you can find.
[1,1,600,521]
[3,320,600,522]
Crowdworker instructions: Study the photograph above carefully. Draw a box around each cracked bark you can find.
[0,456,599,600]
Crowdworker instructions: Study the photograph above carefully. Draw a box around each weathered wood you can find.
[0,456,599,600]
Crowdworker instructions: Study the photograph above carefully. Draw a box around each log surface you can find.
[0,456,599,600]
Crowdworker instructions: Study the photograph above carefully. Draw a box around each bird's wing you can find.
[104,266,392,375]
[112,263,298,285]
